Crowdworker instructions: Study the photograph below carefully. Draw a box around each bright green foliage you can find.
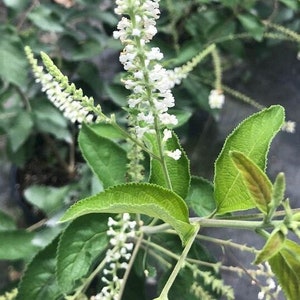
[269,240,300,300]
[57,214,109,294]
[148,132,191,199]
[78,123,127,189]
[254,229,286,264]
[185,177,216,217]
[60,183,194,245]
[16,238,61,300]
[230,151,272,214]
[214,105,285,215]
[0,230,40,260]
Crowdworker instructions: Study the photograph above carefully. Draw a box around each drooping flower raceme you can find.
[113,0,181,161]
[92,213,137,300]
[25,46,104,124]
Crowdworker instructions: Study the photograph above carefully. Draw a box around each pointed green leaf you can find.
[147,132,191,199]
[0,230,40,260]
[269,240,300,300]
[214,106,285,215]
[79,123,127,188]
[185,177,216,217]
[17,237,61,300]
[57,214,109,294]
[254,229,286,264]
[60,183,195,245]
[230,151,272,214]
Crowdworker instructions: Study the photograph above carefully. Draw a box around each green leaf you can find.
[88,122,124,140]
[279,0,299,10]
[57,214,109,294]
[185,177,216,217]
[271,172,286,208]
[0,230,40,260]
[238,13,265,41]
[148,132,191,199]
[17,237,62,300]
[0,210,16,231]
[28,6,64,32]
[0,31,28,87]
[7,111,33,152]
[254,229,286,264]
[214,105,285,215]
[60,183,195,245]
[24,185,70,216]
[269,239,300,300]
[230,151,272,214]
[78,123,127,188]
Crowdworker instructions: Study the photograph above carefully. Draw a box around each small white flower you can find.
[163,129,172,142]
[166,149,181,160]
[208,89,225,109]
[281,120,296,133]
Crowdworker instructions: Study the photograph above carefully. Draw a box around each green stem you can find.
[118,232,144,300]
[154,224,200,300]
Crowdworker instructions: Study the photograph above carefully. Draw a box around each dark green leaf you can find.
[214,106,285,215]
[60,183,195,245]
[0,210,16,231]
[78,123,127,188]
[238,13,265,41]
[57,214,109,294]
[0,230,40,260]
[17,237,62,300]
[185,177,216,217]
[28,6,64,32]
[0,33,28,87]
[7,111,33,152]
[230,151,272,214]
[148,132,191,199]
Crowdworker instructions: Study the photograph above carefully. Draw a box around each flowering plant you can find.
[3,0,300,300]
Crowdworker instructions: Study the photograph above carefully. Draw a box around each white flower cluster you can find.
[255,262,282,300]
[36,71,94,123]
[25,47,97,124]
[92,213,136,300]
[113,0,181,160]
[281,120,296,133]
[208,89,225,109]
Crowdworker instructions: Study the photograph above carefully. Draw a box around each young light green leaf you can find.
[214,105,285,215]
[17,237,61,300]
[269,239,300,300]
[147,131,191,199]
[0,230,40,260]
[185,176,216,217]
[57,214,109,294]
[60,183,195,245]
[230,151,272,214]
[271,172,286,208]
[79,123,127,188]
[254,229,286,264]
